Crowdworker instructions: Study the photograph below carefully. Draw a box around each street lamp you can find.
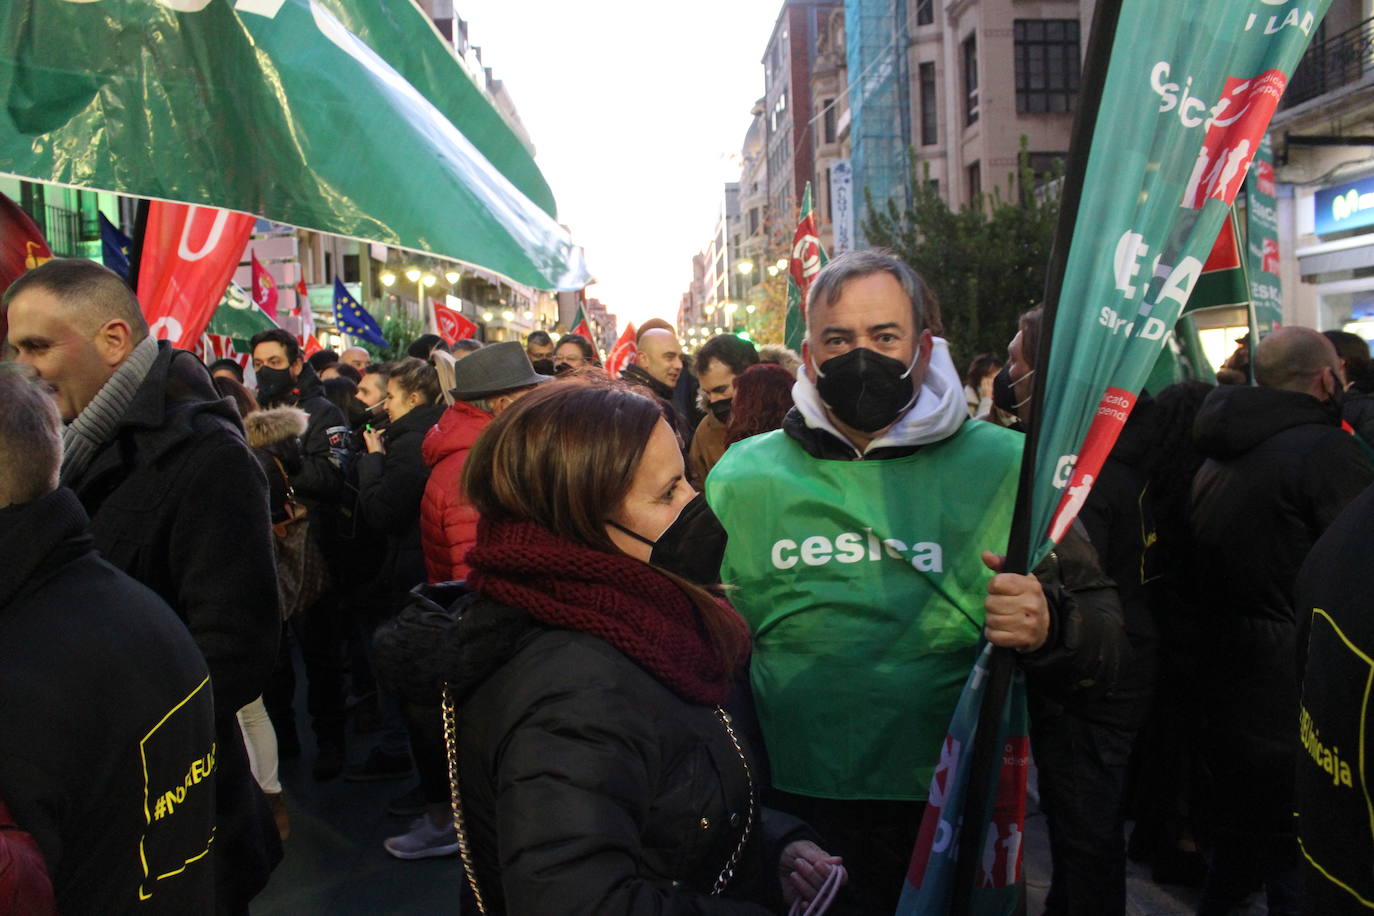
[379,270,396,287]
[482,311,494,322]
[523,310,535,320]
[444,269,461,285]
[404,267,421,283]
[704,304,716,317]
[502,309,515,322]
[746,304,756,314]
[767,265,779,277]
[736,260,754,275]
[775,258,788,271]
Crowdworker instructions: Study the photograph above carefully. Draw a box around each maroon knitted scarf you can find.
[465,518,749,705]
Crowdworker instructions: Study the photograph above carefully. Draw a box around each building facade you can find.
[1267,0,1374,342]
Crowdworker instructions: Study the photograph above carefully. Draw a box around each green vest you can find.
[706,421,1022,800]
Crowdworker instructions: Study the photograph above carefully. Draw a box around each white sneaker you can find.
[383,816,460,860]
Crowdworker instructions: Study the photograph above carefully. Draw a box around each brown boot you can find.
[265,791,290,843]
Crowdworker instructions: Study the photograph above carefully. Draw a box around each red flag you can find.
[251,252,279,320]
[435,303,477,344]
[193,333,250,370]
[301,334,323,357]
[295,278,308,297]
[0,192,53,343]
[605,322,638,377]
[138,203,254,349]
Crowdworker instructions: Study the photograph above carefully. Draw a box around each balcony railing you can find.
[1284,15,1374,109]
[41,204,82,258]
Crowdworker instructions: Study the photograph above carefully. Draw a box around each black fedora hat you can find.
[448,341,550,402]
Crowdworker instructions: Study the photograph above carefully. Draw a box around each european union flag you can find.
[100,212,132,282]
[333,277,387,347]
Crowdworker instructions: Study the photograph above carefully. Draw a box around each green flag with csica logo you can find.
[0,0,586,291]
[908,2,1330,912]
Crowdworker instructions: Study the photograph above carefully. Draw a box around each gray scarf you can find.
[60,335,161,485]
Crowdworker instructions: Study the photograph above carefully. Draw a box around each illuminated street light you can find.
[746,304,756,314]
[421,274,437,288]
[502,309,515,321]
[404,267,422,283]
[724,303,738,316]
[767,265,779,277]
[523,310,535,320]
[775,258,788,270]
[444,270,461,285]
[379,271,396,287]
[482,311,494,322]
[704,304,716,316]
[736,260,754,275]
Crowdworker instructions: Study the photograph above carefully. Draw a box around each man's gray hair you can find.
[0,361,61,507]
[806,249,932,335]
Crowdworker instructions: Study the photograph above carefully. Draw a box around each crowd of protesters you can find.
[0,253,1371,914]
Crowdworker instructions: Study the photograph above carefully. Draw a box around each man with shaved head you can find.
[4,258,282,912]
[620,321,696,443]
[1190,325,1374,914]
[340,346,370,373]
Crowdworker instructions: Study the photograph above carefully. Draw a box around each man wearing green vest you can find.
[706,250,1119,912]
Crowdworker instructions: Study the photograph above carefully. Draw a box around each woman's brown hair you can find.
[463,382,748,670]
[388,356,441,404]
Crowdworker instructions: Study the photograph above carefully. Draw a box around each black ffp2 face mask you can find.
[709,398,732,422]
[814,347,918,433]
[992,364,1035,415]
[531,358,557,376]
[608,493,729,586]
[255,366,295,403]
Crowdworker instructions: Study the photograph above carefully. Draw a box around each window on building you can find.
[962,35,979,125]
[916,0,933,26]
[1014,19,1081,114]
[823,98,836,144]
[324,252,333,280]
[967,161,981,200]
[919,62,938,146]
[1025,152,1067,190]
[342,253,360,283]
[772,91,788,132]
[748,207,759,236]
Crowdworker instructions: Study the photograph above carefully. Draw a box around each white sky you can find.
[456,0,783,331]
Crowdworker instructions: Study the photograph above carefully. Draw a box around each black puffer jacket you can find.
[376,588,812,914]
[1190,384,1373,830]
[258,363,343,507]
[356,402,445,605]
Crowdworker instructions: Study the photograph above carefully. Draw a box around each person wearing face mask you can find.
[705,250,1123,914]
[525,329,556,376]
[552,332,600,374]
[373,381,846,911]
[250,328,353,780]
[1188,326,1374,915]
[689,334,760,483]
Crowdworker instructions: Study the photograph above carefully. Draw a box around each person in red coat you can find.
[421,340,549,584]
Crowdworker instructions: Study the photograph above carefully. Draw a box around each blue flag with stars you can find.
[99,212,131,282]
[333,277,387,347]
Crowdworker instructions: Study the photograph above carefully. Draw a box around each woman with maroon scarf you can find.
[426,382,843,913]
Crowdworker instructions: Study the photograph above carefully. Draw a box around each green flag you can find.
[1025,1,1327,567]
[784,183,828,352]
[206,283,278,354]
[0,0,586,291]
[1246,133,1284,329]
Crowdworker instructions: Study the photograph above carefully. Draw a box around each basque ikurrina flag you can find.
[901,2,1330,914]
[784,183,827,353]
[332,277,386,347]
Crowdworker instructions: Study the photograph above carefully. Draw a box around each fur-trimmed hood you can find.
[244,406,309,449]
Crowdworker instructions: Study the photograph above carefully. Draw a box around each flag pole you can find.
[948,0,1125,910]
[126,199,150,293]
[1234,202,1261,386]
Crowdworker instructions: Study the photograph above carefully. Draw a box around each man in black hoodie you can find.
[4,259,281,914]
[0,361,217,914]
[1190,326,1374,915]
[249,327,351,779]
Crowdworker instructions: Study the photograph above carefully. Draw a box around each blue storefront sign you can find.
[1315,175,1374,236]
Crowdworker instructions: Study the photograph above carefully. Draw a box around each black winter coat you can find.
[1190,384,1374,832]
[356,402,445,606]
[62,343,282,910]
[375,589,813,914]
[258,363,343,512]
[0,489,217,914]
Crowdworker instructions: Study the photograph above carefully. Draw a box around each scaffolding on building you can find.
[845,0,911,247]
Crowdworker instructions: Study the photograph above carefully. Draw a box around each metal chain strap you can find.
[711,706,757,896]
[441,684,486,915]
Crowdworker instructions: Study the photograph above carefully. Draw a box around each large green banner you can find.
[0,0,586,291]
[1027,0,1326,566]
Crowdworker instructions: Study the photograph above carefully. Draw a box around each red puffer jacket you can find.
[420,400,492,583]
[0,796,55,915]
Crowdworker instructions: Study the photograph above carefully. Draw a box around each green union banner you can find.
[0,0,586,290]
[1026,0,1327,567]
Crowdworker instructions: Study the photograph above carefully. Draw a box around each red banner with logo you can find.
[435,303,477,344]
[606,321,637,378]
[137,203,255,350]
[0,192,53,343]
